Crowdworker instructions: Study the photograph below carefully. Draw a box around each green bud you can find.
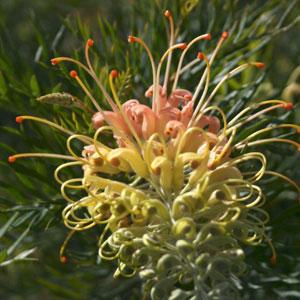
[37,92,82,108]
[139,268,156,280]
[176,240,194,255]
[157,254,180,273]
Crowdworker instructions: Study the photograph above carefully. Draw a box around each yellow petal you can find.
[107,148,148,178]
[151,156,173,192]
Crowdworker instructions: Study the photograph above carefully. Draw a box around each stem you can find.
[201,63,264,112]
[172,34,211,92]
[155,43,186,112]
[109,73,143,150]
[163,10,175,94]
[54,57,116,111]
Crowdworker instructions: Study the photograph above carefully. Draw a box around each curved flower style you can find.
[9,10,300,300]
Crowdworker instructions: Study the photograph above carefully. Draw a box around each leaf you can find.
[0,70,7,96]
[0,248,36,267]
[0,142,16,154]
[6,226,31,256]
[6,215,38,256]
[0,250,7,263]
[0,211,19,239]
[30,74,40,97]
[12,211,36,227]
[36,278,82,300]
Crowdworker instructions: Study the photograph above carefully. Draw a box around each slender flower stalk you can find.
[162,10,175,94]
[155,42,187,112]
[8,9,299,300]
[172,33,211,92]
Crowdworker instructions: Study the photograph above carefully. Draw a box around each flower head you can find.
[9,9,300,299]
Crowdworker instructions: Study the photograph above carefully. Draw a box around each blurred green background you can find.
[0,0,299,299]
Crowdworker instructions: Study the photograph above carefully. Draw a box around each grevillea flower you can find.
[9,10,300,300]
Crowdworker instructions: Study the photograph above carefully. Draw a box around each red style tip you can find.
[69,70,78,78]
[87,39,94,47]
[60,256,68,264]
[255,62,265,69]
[270,255,277,266]
[51,58,58,66]
[178,43,187,50]
[164,10,172,18]
[204,33,211,40]
[222,31,229,39]
[281,102,294,111]
[16,116,24,123]
[110,69,119,78]
[8,156,16,164]
[128,35,136,43]
[197,52,204,60]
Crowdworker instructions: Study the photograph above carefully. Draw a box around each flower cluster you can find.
[9,10,299,300]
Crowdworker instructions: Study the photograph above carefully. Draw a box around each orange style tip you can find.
[128,35,136,43]
[110,157,120,167]
[152,167,161,176]
[270,255,277,266]
[221,31,229,39]
[51,58,59,66]
[8,156,16,164]
[197,52,204,60]
[69,70,78,78]
[60,256,68,264]
[179,43,187,50]
[204,33,211,40]
[110,69,119,78]
[87,38,94,47]
[191,160,200,169]
[255,62,265,69]
[16,116,24,123]
[164,10,172,18]
[281,102,294,111]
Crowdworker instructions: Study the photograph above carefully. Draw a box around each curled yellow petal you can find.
[172,217,196,240]
[142,199,170,221]
[172,193,197,220]
[106,148,148,178]
[151,156,173,192]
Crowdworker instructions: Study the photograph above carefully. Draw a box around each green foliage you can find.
[0,0,299,299]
